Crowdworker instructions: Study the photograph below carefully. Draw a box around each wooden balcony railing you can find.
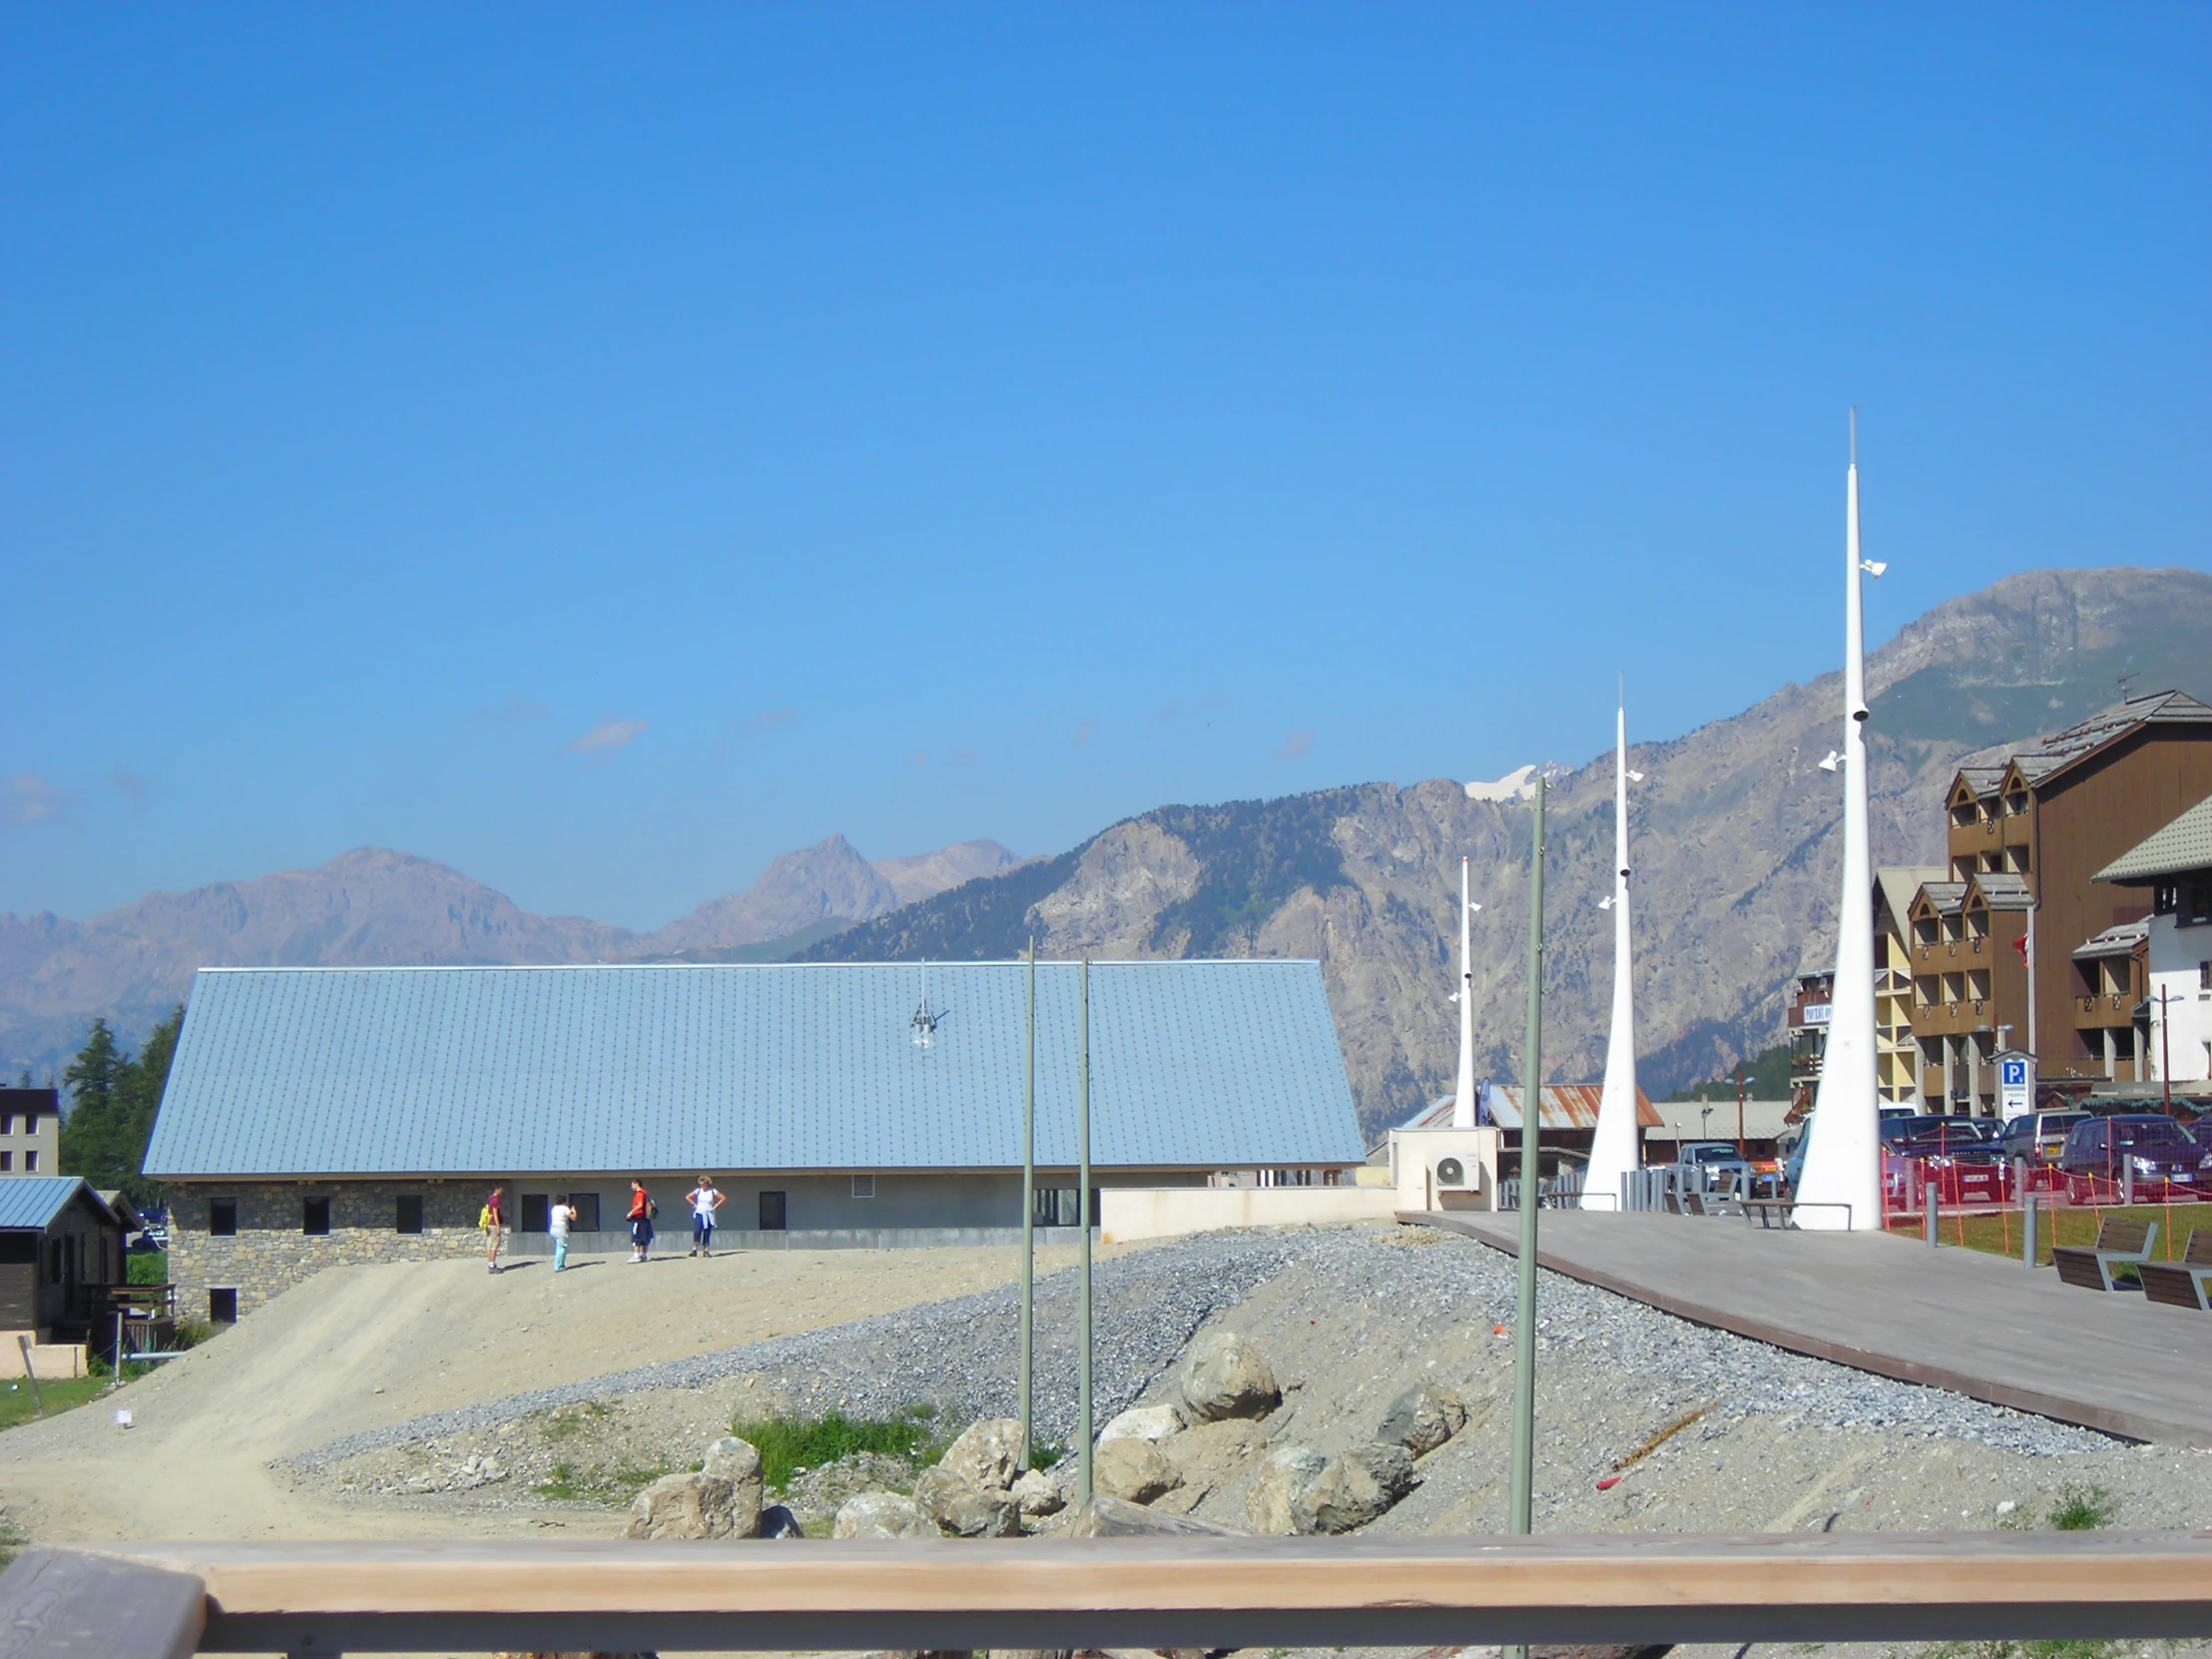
[4,1533,2211,1655]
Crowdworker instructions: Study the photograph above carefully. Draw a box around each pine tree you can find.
[60,1012,178,1209]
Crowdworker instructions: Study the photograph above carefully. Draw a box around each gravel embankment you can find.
[297,1224,2122,1474]
[291,1231,1297,1471]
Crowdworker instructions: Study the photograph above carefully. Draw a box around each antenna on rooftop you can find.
[2117,671,2139,704]
[911,960,946,1048]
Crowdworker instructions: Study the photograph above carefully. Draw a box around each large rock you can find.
[1097,1402,1186,1445]
[625,1471,742,1540]
[912,1466,1020,1538]
[702,1434,767,1533]
[1092,1436,1183,1505]
[937,1417,1026,1491]
[1177,1331,1281,1423]
[1378,1383,1468,1457]
[832,1490,939,1538]
[1011,1468,1065,1517]
[1246,1442,1418,1535]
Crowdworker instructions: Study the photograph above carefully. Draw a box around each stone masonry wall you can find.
[169,1180,493,1321]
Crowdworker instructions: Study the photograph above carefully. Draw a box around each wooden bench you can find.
[2139,1229,2212,1312]
[2051,1216,2158,1292]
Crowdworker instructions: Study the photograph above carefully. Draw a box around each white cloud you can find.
[3,774,76,826]
[564,717,649,758]
[1274,729,1315,761]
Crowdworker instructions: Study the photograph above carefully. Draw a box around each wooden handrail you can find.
[21,1530,2208,1654]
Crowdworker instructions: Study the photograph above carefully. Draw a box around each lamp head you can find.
[1626,769,1645,783]
[1818,751,1842,773]
[1861,559,1887,578]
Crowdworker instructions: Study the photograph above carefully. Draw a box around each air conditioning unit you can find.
[1433,1156,1467,1189]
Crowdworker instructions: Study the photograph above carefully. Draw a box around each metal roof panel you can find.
[145,962,1366,1177]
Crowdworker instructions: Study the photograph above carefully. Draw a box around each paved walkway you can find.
[1401,1209,2212,1446]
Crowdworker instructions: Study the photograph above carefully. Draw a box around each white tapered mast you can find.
[1451,856,1477,1127]
[1795,414,1883,1231]
[1586,691,1641,1209]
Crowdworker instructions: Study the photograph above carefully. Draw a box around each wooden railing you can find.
[4,1532,2210,1655]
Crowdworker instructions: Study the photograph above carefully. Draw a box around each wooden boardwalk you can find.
[1403,1209,2212,1446]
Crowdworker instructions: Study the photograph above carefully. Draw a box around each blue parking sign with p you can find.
[2001,1058,2027,1087]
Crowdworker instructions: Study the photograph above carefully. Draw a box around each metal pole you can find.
[1736,1063,1749,1159]
[1019,937,1036,1472]
[1508,774,1545,1541]
[2159,987,2171,1112]
[1078,956,1093,1506]
[1924,1181,1937,1248]
[2022,1192,2037,1269]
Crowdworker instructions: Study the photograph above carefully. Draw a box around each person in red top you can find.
[627,1179,655,1264]
[482,1185,507,1274]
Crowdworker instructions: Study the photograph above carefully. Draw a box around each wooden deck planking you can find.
[1402,1209,2212,1445]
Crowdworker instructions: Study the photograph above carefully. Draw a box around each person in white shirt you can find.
[549,1194,577,1272]
[688,1176,725,1258]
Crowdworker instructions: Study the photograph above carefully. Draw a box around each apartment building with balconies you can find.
[1903,690,2212,1109]
[2094,796,2212,1093]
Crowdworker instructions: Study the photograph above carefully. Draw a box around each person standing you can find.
[627,1180,655,1264]
[549,1193,577,1272]
[481,1185,507,1274]
[688,1175,726,1257]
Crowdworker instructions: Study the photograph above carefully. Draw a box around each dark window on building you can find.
[210,1199,238,1237]
[47,1242,62,1284]
[520,1194,549,1235]
[1034,1188,1079,1228]
[22,1151,35,1172]
[395,1196,424,1235]
[0,1152,11,1172]
[0,1236,34,1265]
[759,1191,788,1232]
[210,1288,238,1324]
[570,1192,600,1232]
[302,1197,331,1236]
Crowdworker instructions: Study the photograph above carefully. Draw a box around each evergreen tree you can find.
[59,1010,179,1209]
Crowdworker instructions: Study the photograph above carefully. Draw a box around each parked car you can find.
[2058,1114,2209,1185]
[1999,1109,2088,1166]
[1672,1140,1758,1191]
[1881,1115,2005,1162]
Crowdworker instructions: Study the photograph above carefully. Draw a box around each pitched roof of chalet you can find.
[0,1177,101,1232]
[2095,796,2212,885]
[1403,1084,1661,1131]
[2072,919,2149,961]
[1876,866,1944,927]
[1952,767,2007,803]
[1912,882,1968,917]
[1968,872,2034,910]
[2005,691,2212,790]
[145,962,1366,1178]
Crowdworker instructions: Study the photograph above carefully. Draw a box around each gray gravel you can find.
[294,1224,2122,1474]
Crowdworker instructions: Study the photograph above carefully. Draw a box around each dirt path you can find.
[0,1240,1130,1542]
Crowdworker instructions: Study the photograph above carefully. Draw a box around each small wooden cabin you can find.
[0,1177,127,1345]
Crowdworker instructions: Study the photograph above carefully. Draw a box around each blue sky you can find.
[3,5,2206,929]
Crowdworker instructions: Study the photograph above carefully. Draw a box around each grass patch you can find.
[126,1249,169,1286]
[1027,1436,1071,1470]
[1887,1202,2212,1267]
[0,1375,116,1434]
[2048,1482,2117,1531]
[732,1405,947,1490]
[1928,1642,2117,1659]
[538,1400,612,1442]
[0,1513,24,1569]
[534,1460,671,1505]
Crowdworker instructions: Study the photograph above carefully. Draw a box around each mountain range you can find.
[6,567,2208,1141]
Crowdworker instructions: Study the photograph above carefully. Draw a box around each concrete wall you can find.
[2147,915,2212,1083]
[1097,1186,1399,1244]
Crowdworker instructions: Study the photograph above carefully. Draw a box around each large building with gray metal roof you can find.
[150,960,1364,1319]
